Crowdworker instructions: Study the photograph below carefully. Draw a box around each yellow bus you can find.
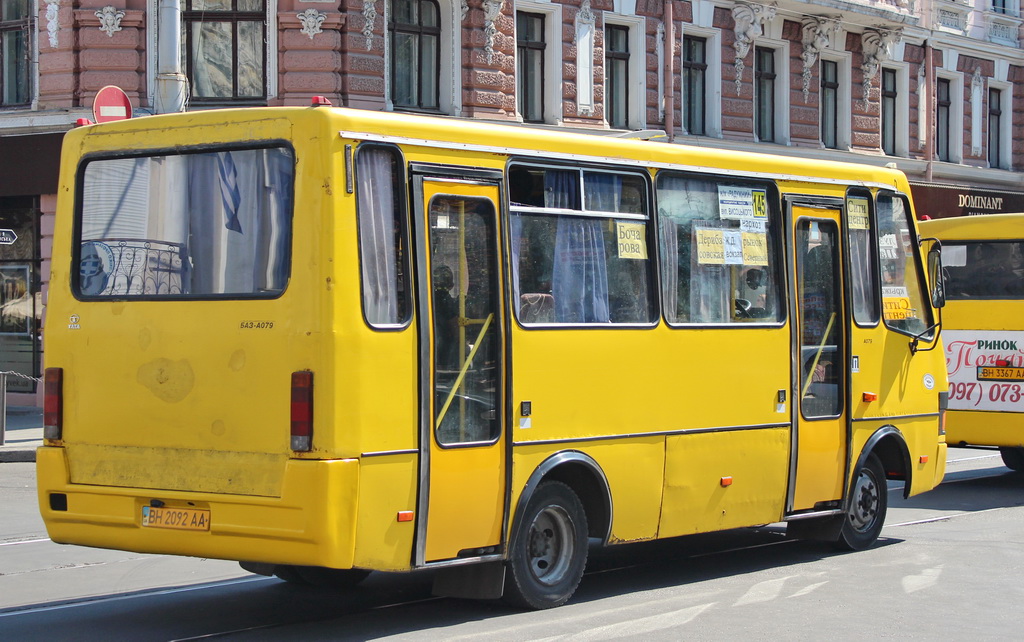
[38,104,947,609]
[919,213,1024,470]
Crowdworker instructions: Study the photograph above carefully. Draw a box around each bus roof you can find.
[919,213,1024,240]
[70,105,909,191]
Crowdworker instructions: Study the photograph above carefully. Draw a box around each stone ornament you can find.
[483,0,504,64]
[95,5,125,38]
[362,0,377,50]
[45,0,60,48]
[298,8,327,39]
[861,27,902,100]
[732,2,777,96]
[801,16,840,102]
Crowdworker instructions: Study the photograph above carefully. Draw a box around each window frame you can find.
[820,59,839,149]
[71,141,296,302]
[515,2,562,125]
[655,170,786,329]
[881,68,897,156]
[181,0,269,105]
[602,14,645,131]
[604,23,630,130]
[754,46,776,143]
[0,0,31,108]
[388,0,442,113]
[846,188,881,328]
[875,190,934,340]
[516,10,547,124]
[356,143,413,330]
[988,82,1012,169]
[506,160,658,328]
[936,77,951,162]
[682,35,707,137]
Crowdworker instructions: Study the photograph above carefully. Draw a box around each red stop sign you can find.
[93,85,133,123]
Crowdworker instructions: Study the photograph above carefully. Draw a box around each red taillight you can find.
[44,367,63,440]
[291,371,313,451]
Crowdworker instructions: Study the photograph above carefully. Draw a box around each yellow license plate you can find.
[141,505,210,531]
[977,366,1024,381]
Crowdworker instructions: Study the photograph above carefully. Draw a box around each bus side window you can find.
[656,173,781,325]
[509,165,655,325]
[356,145,411,327]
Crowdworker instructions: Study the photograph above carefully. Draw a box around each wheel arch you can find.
[857,424,912,499]
[510,450,613,546]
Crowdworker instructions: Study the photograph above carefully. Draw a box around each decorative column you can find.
[574,0,595,117]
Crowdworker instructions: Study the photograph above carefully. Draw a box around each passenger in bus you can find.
[969,243,1024,297]
[432,265,460,371]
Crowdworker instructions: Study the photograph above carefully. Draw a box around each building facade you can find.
[0,0,1022,404]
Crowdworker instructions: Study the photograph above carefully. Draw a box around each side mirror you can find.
[927,245,945,309]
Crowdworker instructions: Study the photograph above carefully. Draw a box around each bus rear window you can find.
[76,146,294,299]
[941,240,1024,300]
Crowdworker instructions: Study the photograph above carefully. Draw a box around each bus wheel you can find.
[504,481,588,610]
[999,447,1024,472]
[835,453,887,551]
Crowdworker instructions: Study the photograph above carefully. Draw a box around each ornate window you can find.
[937,78,951,162]
[881,68,897,155]
[755,47,776,142]
[517,11,546,123]
[821,60,838,149]
[989,87,1003,168]
[605,24,629,129]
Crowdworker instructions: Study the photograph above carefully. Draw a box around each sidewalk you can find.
[0,406,44,463]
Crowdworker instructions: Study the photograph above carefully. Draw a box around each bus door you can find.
[789,204,849,512]
[412,174,507,564]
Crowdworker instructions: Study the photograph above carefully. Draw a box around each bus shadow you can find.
[892,467,1024,513]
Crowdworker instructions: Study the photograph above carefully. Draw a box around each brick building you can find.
[0,0,1021,403]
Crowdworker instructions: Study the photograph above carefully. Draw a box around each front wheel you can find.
[503,481,588,610]
[999,446,1024,472]
[835,453,887,551]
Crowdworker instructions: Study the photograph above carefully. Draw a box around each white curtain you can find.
[356,149,400,325]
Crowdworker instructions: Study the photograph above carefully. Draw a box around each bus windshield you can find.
[941,240,1024,300]
[76,146,294,299]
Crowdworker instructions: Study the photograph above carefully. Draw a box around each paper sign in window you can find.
[616,222,647,259]
[848,197,870,230]
[717,186,755,220]
[742,232,769,266]
[696,228,724,264]
[723,231,744,265]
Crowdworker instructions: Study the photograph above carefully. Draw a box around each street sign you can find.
[93,85,133,124]
[0,229,17,245]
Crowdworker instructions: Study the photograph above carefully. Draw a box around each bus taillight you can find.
[44,367,64,440]
[291,371,313,451]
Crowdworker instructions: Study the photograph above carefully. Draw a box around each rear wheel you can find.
[835,453,887,551]
[999,446,1024,472]
[504,481,588,610]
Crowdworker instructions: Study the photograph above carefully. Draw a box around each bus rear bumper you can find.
[35,446,361,569]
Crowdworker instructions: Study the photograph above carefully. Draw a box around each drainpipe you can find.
[925,39,934,183]
[154,0,188,114]
[663,0,674,141]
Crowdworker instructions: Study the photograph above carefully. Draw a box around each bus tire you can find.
[504,481,588,610]
[835,453,887,551]
[999,447,1024,472]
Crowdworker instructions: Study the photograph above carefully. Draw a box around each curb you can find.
[0,450,36,463]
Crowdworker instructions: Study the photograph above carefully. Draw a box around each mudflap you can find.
[432,561,506,600]
[786,514,845,541]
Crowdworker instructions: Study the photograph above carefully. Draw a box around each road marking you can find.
[734,576,791,606]
[902,566,942,593]
[0,538,50,547]
[555,602,716,641]
[887,506,1006,528]
[0,576,269,618]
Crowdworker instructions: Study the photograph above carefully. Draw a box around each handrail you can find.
[801,312,837,399]
[435,313,494,429]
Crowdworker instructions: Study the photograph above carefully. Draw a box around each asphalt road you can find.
[1,448,1021,640]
